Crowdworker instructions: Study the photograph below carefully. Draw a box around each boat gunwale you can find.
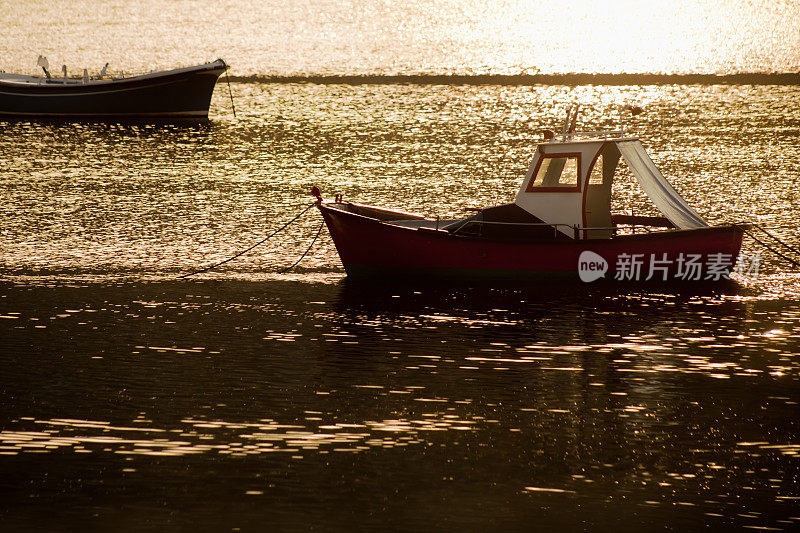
[318,201,749,245]
[0,59,227,91]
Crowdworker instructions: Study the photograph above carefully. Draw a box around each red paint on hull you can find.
[318,203,747,281]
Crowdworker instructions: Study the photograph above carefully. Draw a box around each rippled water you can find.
[2,83,799,284]
[2,281,800,530]
[2,81,800,530]
[2,1,800,530]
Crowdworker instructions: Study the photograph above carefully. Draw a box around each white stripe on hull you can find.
[0,109,208,117]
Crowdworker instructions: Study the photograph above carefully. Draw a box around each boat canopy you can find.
[514,133,708,239]
[616,139,708,230]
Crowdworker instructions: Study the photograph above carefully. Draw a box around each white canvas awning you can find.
[617,140,708,229]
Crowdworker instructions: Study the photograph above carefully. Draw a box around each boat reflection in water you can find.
[316,109,748,283]
[0,58,228,120]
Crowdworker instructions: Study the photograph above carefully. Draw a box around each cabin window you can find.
[526,154,580,192]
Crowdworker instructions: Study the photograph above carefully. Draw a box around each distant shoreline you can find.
[231,72,800,86]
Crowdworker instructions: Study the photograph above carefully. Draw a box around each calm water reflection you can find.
[1,280,798,530]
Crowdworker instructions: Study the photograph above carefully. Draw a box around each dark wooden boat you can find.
[314,118,748,282]
[0,59,228,120]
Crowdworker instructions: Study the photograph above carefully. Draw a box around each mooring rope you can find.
[278,220,325,274]
[179,202,316,279]
[222,60,236,118]
[752,224,800,257]
[745,226,800,269]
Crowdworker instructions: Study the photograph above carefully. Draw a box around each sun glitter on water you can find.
[1,0,798,75]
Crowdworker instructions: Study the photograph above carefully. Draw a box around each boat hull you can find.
[0,60,227,120]
[318,203,748,282]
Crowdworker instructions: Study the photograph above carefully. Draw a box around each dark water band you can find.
[228,72,800,86]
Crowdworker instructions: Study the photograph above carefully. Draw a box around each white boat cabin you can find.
[514,132,708,239]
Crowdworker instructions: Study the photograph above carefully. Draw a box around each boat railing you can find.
[8,75,113,86]
[580,225,669,237]
[553,130,629,142]
[445,219,672,239]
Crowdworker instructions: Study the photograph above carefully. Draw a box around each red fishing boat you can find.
[313,114,748,282]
